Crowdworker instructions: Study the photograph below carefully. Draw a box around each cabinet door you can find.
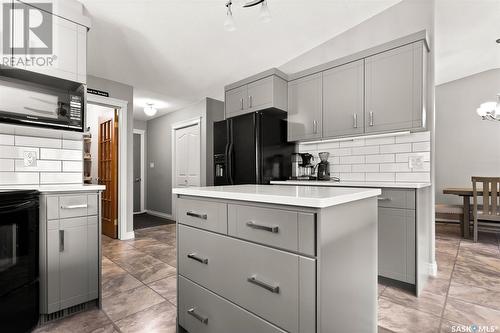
[59,217,88,309]
[77,25,87,84]
[87,216,99,300]
[247,76,273,111]
[46,222,61,313]
[225,86,248,117]
[323,60,364,138]
[365,41,424,133]
[287,73,323,141]
[378,207,415,284]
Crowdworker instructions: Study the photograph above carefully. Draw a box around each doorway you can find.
[133,129,145,214]
[172,118,202,220]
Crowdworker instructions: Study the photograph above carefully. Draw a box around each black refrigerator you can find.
[214,110,294,185]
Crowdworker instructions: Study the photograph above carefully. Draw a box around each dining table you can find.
[443,187,500,239]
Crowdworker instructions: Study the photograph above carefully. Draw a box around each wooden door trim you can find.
[87,94,132,240]
[171,117,202,221]
[133,129,146,213]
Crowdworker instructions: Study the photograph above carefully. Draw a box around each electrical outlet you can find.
[23,150,37,167]
[150,162,155,168]
[408,154,424,170]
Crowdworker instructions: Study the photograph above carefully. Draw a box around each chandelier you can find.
[224,0,271,32]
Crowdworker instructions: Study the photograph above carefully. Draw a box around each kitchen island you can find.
[173,184,381,333]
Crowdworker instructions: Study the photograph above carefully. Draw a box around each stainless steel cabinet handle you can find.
[188,308,208,324]
[377,197,391,201]
[187,253,209,264]
[61,204,88,209]
[59,230,64,252]
[247,275,280,294]
[369,111,374,127]
[240,98,244,110]
[186,211,207,220]
[249,95,253,108]
[353,113,358,128]
[246,221,279,233]
[313,120,317,134]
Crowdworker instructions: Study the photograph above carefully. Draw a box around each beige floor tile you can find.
[102,271,143,298]
[129,262,176,284]
[115,302,177,333]
[448,282,500,311]
[112,253,165,272]
[439,320,471,333]
[423,276,451,296]
[34,309,111,333]
[378,298,441,333]
[90,324,119,333]
[381,287,446,317]
[148,275,177,302]
[452,263,500,292]
[443,297,500,328]
[102,286,165,322]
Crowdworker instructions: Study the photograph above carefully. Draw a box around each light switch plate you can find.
[23,150,37,167]
[408,154,424,170]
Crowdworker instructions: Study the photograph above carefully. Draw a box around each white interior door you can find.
[175,123,201,188]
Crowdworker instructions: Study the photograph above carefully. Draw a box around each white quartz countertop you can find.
[271,180,432,189]
[0,184,106,193]
[172,184,381,208]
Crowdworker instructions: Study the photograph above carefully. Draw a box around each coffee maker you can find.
[316,152,331,181]
[298,153,315,180]
[291,153,302,179]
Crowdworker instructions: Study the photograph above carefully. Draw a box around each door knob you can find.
[134,177,141,182]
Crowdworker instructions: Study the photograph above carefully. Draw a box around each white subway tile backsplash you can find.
[62,139,83,150]
[365,173,396,182]
[364,136,395,146]
[412,141,430,152]
[352,164,379,173]
[395,131,430,143]
[0,134,14,145]
[365,154,395,164]
[380,163,411,172]
[330,147,352,156]
[0,172,39,185]
[352,145,379,155]
[332,164,352,173]
[62,161,83,172]
[15,136,61,148]
[339,139,365,148]
[0,159,15,171]
[340,155,364,164]
[40,148,82,161]
[0,146,39,159]
[339,173,365,181]
[396,152,431,163]
[317,141,340,149]
[15,160,61,172]
[396,173,430,182]
[40,172,82,184]
[379,143,412,154]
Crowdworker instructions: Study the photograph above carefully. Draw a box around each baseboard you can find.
[147,210,174,220]
[428,261,438,277]
[120,231,135,240]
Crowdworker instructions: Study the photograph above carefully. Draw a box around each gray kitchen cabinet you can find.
[287,73,323,141]
[322,59,365,138]
[365,41,425,133]
[40,192,101,315]
[225,74,287,118]
[378,206,416,284]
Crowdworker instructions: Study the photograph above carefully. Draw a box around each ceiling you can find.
[79,0,402,120]
[435,0,500,85]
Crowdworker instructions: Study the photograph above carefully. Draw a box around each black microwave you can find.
[0,72,85,132]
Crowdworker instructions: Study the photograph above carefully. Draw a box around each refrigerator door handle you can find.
[228,142,234,185]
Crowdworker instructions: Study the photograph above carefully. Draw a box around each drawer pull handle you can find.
[377,197,391,202]
[187,253,209,264]
[188,308,208,324]
[247,275,280,294]
[186,211,208,220]
[61,204,88,209]
[246,221,279,233]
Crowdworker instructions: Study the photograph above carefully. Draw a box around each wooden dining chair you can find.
[471,176,500,242]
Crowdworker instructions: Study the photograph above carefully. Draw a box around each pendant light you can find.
[476,95,500,122]
[224,1,236,32]
[259,0,271,23]
[144,103,158,117]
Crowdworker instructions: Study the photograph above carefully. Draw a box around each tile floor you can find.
[34,223,500,333]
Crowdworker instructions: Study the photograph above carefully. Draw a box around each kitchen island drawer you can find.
[178,224,314,333]
[177,197,228,234]
[179,276,286,333]
[378,188,415,210]
[47,194,98,219]
[228,204,315,255]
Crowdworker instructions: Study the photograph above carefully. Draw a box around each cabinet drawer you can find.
[378,189,415,210]
[228,204,315,256]
[179,276,286,333]
[177,198,228,234]
[179,224,315,333]
[59,195,89,219]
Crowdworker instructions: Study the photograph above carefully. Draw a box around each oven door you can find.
[0,198,39,296]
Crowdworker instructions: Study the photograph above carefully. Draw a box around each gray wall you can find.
[87,75,135,235]
[435,68,500,205]
[146,98,223,215]
[134,120,147,131]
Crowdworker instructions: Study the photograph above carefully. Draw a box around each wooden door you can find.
[323,59,365,138]
[98,111,118,238]
[287,73,323,141]
[175,124,201,188]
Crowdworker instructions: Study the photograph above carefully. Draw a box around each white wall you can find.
[435,68,500,205]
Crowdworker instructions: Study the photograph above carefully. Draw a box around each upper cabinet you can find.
[225,70,288,118]
[322,59,365,138]
[287,73,323,142]
[365,42,424,133]
[3,0,89,84]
